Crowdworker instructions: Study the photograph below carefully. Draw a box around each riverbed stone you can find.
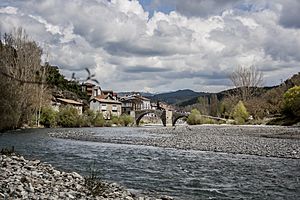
[0,154,163,200]
[49,125,300,159]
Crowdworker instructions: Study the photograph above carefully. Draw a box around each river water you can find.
[0,127,299,199]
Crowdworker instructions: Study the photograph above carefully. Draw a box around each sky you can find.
[0,0,300,93]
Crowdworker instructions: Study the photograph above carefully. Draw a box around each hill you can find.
[178,86,275,107]
[149,89,209,105]
[117,89,209,105]
[117,91,154,97]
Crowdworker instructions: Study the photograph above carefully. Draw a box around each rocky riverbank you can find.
[0,154,173,200]
[49,125,300,159]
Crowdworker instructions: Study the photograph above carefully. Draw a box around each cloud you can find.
[0,6,18,15]
[278,0,300,28]
[0,0,300,93]
[175,0,238,18]
[121,66,170,73]
[151,0,239,17]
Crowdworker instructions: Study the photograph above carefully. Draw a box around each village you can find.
[51,81,175,124]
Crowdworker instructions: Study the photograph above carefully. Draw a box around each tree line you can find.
[0,28,90,131]
[184,66,300,125]
[41,106,133,128]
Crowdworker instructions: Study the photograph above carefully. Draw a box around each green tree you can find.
[119,114,134,126]
[110,116,120,125]
[40,107,57,128]
[187,109,202,125]
[210,94,219,116]
[78,109,96,127]
[197,96,209,115]
[45,63,89,100]
[283,86,300,117]
[231,101,250,124]
[93,112,105,127]
[57,106,80,127]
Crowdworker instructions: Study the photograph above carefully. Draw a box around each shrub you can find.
[187,109,202,125]
[231,101,249,125]
[40,107,57,128]
[104,120,112,127]
[79,109,96,127]
[119,114,134,126]
[93,112,105,127]
[111,116,120,125]
[283,86,300,117]
[201,118,218,124]
[57,106,80,127]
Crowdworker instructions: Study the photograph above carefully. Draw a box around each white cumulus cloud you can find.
[0,0,299,93]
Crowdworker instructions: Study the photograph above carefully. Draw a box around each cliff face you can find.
[45,65,89,103]
[52,87,81,101]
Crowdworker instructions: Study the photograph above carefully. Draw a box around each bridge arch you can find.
[135,110,165,126]
[172,112,189,126]
[172,115,188,126]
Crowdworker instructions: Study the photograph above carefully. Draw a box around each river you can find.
[0,127,299,199]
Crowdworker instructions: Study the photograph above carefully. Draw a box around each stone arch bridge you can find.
[130,109,228,126]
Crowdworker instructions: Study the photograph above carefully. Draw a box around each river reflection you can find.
[0,127,299,200]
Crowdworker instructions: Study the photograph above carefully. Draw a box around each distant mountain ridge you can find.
[149,89,210,105]
[117,89,209,105]
[117,91,155,97]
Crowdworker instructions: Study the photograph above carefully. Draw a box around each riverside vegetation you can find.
[40,106,134,128]
[182,67,300,126]
[185,84,300,126]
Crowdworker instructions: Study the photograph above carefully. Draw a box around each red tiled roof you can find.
[56,98,83,105]
[90,97,121,104]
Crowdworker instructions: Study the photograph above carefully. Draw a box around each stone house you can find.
[81,82,101,98]
[119,93,151,115]
[90,95,122,119]
[51,97,83,115]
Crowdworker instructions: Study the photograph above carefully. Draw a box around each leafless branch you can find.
[229,65,264,101]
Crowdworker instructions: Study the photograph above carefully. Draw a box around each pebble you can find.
[0,154,168,200]
[49,125,300,159]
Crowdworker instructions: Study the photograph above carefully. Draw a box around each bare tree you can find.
[0,28,47,129]
[230,65,263,101]
[1,27,100,130]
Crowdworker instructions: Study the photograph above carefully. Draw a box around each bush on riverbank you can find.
[283,86,300,118]
[57,106,80,127]
[106,115,134,127]
[78,109,96,127]
[93,112,105,127]
[187,109,202,125]
[40,106,134,128]
[40,107,58,128]
[187,109,217,125]
[119,114,134,126]
[267,86,300,126]
[231,101,249,125]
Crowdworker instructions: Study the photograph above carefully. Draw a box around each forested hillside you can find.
[149,89,209,105]
[182,72,300,124]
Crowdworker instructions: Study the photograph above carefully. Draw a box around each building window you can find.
[93,89,98,97]
[112,105,117,111]
[101,104,107,111]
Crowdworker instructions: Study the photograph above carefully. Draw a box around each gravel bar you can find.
[49,125,300,159]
